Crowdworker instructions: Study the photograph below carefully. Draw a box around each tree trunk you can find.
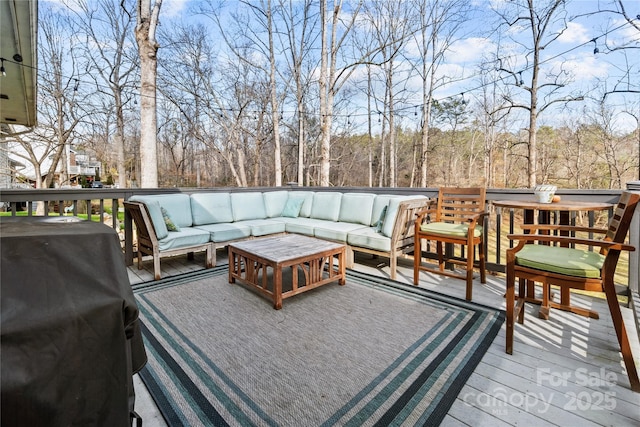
[135,0,162,188]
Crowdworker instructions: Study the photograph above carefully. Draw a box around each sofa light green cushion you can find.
[347,227,392,252]
[152,194,193,228]
[263,191,289,218]
[281,197,305,218]
[381,196,427,238]
[157,227,211,251]
[516,245,605,278]
[190,193,233,225]
[314,222,368,242]
[235,219,286,237]
[371,195,396,227]
[143,200,168,240]
[339,193,375,225]
[231,192,267,222]
[284,218,327,236]
[193,223,252,243]
[288,191,314,218]
[310,192,342,221]
[420,222,483,238]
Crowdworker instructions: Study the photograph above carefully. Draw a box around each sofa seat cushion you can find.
[347,227,392,252]
[283,218,329,236]
[516,245,604,278]
[314,221,369,243]
[234,219,286,237]
[193,223,252,243]
[157,227,211,251]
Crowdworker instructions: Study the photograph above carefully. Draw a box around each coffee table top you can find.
[228,234,345,263]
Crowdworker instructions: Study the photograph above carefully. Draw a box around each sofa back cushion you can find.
[371,195,396,227]
[130,194,192,228]
[288,191,315,218]
[190,193,234,225]
[339,193,375,225]
[231,192,267,221]
[381,196,428,237]
[310,192,342,221]
[263,191,289,218]
[145,200,169,239]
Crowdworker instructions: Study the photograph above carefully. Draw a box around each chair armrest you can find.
[467,211,489,226]
[519,224,608,235]
[507,233,636,252]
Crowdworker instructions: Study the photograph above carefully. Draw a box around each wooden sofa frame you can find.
[124,201,214,280]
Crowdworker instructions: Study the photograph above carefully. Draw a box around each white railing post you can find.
[627,181,640,293]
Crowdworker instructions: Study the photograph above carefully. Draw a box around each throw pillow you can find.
[282,197,304,218]
[375,205,388,233]
[161,207,181,232]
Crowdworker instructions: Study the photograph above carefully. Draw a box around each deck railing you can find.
[2,183,639,293]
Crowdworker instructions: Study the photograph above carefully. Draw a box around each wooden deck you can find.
[129,250,640,427]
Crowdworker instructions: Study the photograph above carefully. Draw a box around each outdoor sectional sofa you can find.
[124,190,429,281]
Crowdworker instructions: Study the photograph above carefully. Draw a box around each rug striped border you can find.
[133,267,504,426]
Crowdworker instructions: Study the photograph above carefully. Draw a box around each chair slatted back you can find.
[604,191,640,246]
[435,187,486,224]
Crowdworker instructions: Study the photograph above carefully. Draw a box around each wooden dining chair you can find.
[505,191,640,392]
[413,187,488,301]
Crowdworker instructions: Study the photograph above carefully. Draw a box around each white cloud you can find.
[447,38,496,63]
[558,22,591,44]
[161,0,189,18]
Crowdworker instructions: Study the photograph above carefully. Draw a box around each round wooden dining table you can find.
[492,198,615,319]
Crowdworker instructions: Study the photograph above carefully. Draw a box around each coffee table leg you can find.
[274,267,283,309]
[228,249,236,283]
[338,249,346,286]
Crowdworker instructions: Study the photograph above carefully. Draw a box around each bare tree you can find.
[318,0,362,186]
[133,0,162,187]
[279,0,317,185]
[494,0,584,187]
[410,0,471,187]
[362,0,412,188]
[15,8,85,191]
[72,0,138,189]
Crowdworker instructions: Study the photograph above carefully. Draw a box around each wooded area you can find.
[6,0,640,190]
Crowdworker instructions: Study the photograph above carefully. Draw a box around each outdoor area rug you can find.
[133,266,504,426]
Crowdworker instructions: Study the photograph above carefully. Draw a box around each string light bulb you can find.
[0,58,6,77]
[460,93,466,105]
[592,38,599,54]
[518,71,524,86]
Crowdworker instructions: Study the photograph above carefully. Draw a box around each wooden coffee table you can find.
[228,234,346,309]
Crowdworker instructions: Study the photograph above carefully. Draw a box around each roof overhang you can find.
[0,0,38,127]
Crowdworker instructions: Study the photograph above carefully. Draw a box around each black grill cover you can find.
[1,217,147,426]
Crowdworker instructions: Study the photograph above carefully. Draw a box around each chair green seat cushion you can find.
[420,222,483,238]
[515,245,605,278]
